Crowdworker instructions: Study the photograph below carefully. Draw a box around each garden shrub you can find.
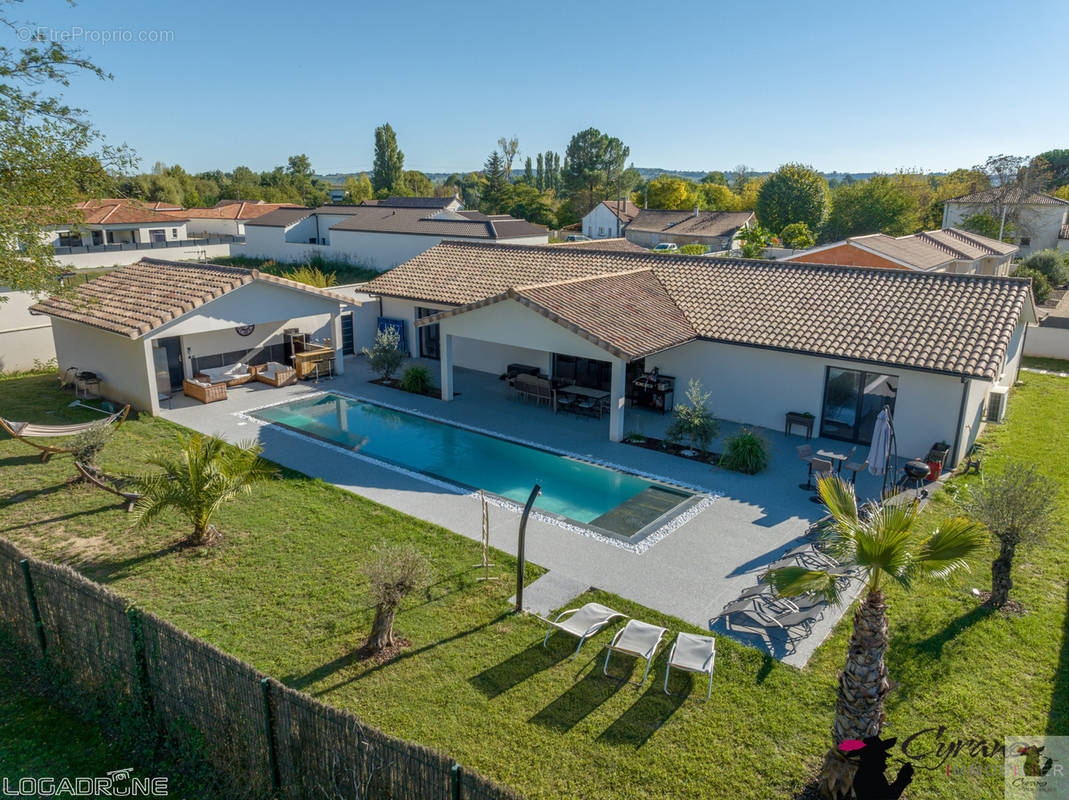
[719,428,770,474]
[1013,266,1052,304]
[1019,249,1069,287]
[664,379,719,455]
[399,365,435,395]
[362,328,404,381]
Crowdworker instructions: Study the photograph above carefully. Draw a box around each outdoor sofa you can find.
[183,378,227,404]
[254,361,297,387]
[195,362,258,387]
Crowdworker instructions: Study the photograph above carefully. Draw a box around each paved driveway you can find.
[161,358,889,666]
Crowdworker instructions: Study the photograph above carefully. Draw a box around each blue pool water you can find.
[252,394,694,531]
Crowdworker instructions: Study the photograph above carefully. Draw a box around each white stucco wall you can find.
[183,218,242,237]
[943,201,1068,255]
[1024,323,1069,359]
[582,205,625,239]
[0,290,55,372]
[52,241,237,269]
[645,340,980,465]
[50,318,155,412]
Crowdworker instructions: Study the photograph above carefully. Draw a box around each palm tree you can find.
[766,476,986,799]
[134,433,276,546]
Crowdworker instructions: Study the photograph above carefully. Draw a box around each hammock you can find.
[74,460,142,512]
[0,405,130,462]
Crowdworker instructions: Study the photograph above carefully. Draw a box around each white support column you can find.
[608,358,626,442]
[440,332,454,401]
[143,339,161,416]
[331,310,345,375]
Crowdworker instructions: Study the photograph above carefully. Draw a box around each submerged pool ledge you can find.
[237,390,722,553]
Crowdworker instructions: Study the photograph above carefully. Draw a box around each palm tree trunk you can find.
[366,602,396,653]
[988,535,1017,609]
[819,587,890,799]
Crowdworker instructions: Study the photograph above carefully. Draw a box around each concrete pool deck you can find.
[160,357,913,667]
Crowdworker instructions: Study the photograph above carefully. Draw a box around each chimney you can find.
[694,205,699,218]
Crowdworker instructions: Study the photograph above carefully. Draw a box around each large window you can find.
[820,367,898,444]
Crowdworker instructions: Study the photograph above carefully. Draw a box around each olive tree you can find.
[960,462,1057,609]
[361,327,404,381]
[362,543,431,654]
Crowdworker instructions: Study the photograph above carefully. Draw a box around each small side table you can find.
[785,412,814,439]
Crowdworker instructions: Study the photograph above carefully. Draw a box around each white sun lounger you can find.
[602,619,667,686]
[542,603,627,659]
[664,633,716,701]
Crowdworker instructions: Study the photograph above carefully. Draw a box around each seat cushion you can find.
[670,633,716,671]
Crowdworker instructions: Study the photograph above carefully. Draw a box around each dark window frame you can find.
[819,365,899,445]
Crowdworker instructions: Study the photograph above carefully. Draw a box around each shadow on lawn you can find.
[904,604,993,660]
[287,613,510,695]
[1049,581,1069,735]
[469,640,572,699]
[80,542,184,583]
[1,479,74,508]
[0,453,49,469]
[529,666,626,732]
[0,505,110,533]
[597,679,687,748]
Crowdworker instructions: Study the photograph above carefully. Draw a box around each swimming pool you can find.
[251,393,702,539]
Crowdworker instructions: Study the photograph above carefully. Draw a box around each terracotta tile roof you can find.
[171,201,307,220]
[948,187,1069,206]
[361,195,462,209]
[596,199,642,224]
[627,209,754,238]
[328,207,546,239]
[72,199,188,225]
[421,270,696,361]
[364,241,1033,379]
[31,258,350,338]
[549,238,650,253]
[799,228,1018,270]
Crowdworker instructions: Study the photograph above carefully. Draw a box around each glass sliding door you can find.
[820,366,898,444]
[416,307,440,360]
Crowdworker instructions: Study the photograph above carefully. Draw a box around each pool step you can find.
[589,486,687,536]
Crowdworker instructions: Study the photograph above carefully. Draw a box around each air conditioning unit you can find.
[986,385,1009,423]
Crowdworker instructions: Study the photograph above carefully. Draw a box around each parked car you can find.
[652,242,678,252]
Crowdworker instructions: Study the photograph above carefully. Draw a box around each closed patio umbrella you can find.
[867,407,892,477]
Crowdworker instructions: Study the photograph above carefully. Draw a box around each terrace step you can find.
[511,571,589,617]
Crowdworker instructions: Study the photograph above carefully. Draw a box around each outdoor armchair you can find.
[602,619,668,686]
[542,603,627,659]
[663,633,716,701]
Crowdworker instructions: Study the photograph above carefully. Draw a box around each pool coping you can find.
[235,389,722,554]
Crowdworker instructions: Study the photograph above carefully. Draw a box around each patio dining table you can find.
[816,447,850,473]
[555,385,610,416]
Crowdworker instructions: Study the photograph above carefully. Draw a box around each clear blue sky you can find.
[8,0,1066,176]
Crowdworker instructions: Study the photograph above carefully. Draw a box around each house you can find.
[328,187,346,203]
[30,258,370,415]
[549,238,650,253]
[242,197,547,270]
[783,228,1018,275]
[942,188,1069,256]
[361,194,464,212]
[41,199,240,269]
[164,200,307,237]
[362,241,1034,466]
[624,209,755,251]
[582,199,641,239]
[0,287,56,372]
[47,199,190,248]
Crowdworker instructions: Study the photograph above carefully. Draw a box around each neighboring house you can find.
[0,287,56,372]
[363,241,1033,465]
[783,228,1018,275]
[328,187,346,203]
[582,199,641,239]
[549,238,650,253]
[625,209,755,251]
[243,197,547,270]
[942,188,1069,256]
[31,258,374,416]
[166,200,307,237]
[46,199,190,248]
[41,199,240,269]
[361,194,464,212]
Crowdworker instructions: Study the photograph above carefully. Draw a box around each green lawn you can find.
[0,371,1066,799]
[1022,355,1069,373]
[210,254,380,285]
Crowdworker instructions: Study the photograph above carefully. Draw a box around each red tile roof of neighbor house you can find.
[31,258,351,339]
[627,209,754,237]
[597,199,642,224]
[796,228,1018,270]
[372,240,1034,380]
[72,199,188,225]
[165,201,308,220]
[948,187,1069,206]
